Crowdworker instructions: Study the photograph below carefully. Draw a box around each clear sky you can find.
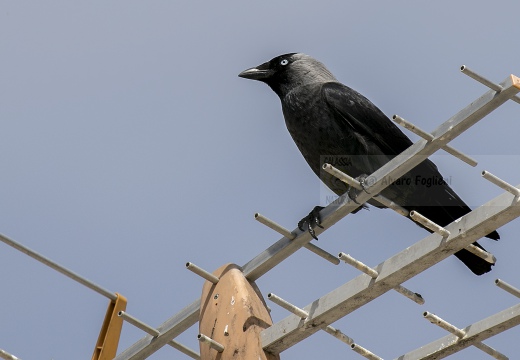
[1,2,519,359]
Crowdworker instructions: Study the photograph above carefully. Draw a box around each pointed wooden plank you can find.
[199,264,279,360]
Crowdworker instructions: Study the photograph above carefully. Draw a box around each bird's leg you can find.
[298,205,325,240]
[347,174,371,204]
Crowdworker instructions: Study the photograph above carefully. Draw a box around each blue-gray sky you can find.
[1,2,519,359]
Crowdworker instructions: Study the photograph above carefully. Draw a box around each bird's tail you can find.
[453,242,495,275]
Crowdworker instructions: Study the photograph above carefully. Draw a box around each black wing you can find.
[322,82,414,157]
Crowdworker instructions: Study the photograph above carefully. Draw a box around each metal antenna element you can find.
[482,171,520,197]
[268,293,370,351]
[423,312,508,360]
[0,349,20,360]
[495,279,520,299]
[409,211,450,237]
[393,115,478,167]
[0,233,117,301]
[323,326,354,346]
[322,163,410,216]
[338,253,424,305]
[351,343,384,360]
[267,293,309,319]
[118,311,161,337]
[254,213,340,265]
[197,334,225,353]
[465,243,496,264]
[185,262,219,284]
[118,311,200,359]
[461,65,520,104]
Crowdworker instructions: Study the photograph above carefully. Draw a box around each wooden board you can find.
[199,263,280,360]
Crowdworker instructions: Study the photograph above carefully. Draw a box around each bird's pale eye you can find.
[280,59,289,66]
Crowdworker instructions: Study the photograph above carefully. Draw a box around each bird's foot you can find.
[347,174,372,204]
[298,206,325,240]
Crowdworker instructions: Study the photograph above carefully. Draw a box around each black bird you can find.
[239,53,498,275]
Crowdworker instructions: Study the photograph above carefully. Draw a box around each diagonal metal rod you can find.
[267,293,364,352]
[482,170,520,197]
[396,303,520,359]
[495,279,520,298]
[0,349,20,360]
[464,242,496,264]
[393,115,478,167]
[323,326,354,346]
[197,334,224,353]
[461,65,520,104]
[118,311,200,359]
[322,163,410,217]
[0,233,116,301]
[115,73,520,360]
[338,252,424,305]
[351,343,383,360]
[423,312,507,360]
[254,213,340,265]
[409,211,450,237]
[185,262,220,284]
[261,182,520,353]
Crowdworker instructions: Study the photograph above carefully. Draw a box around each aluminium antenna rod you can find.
[0,233,116,301]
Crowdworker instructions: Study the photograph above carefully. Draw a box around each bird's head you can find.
[238,53,337,98]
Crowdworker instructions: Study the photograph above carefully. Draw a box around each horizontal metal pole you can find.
[167,342,200,360]
[393,115,477,167]
[322,163,410,216]
[115,299,201,360]
[351,343,383,360]
[397,303,520,360]
[409,211,450,237]
[465,243,496,264]
[472,343,508,360]
[461,65,504,92]
[268,293,359,345]
[185,262,219,284]
[482,170,520,197]
[338,252,379,278]
[255,213,340,265]
[323,326,354,346]
[423,311,465,337]
[461,65,520,104]
[392,284,425,305]
[0,349,20,360]
[255,213,295,239]
[268,293,308,319]
[304,243,341,265]
[495,279,520,298]
[262,182,520,353]
[115,74,520,360]
[339,252,423,305]
[197,334,224,353]
[118,311,200,359]
[0,233,116,301]
[118,311,159,337]
[392,114,436,141]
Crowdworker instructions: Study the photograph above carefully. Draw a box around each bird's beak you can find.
[238,61,274,81]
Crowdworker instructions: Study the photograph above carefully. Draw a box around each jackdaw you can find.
[239,53,498,275]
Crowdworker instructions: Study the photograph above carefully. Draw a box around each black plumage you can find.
[239,53,498,275]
